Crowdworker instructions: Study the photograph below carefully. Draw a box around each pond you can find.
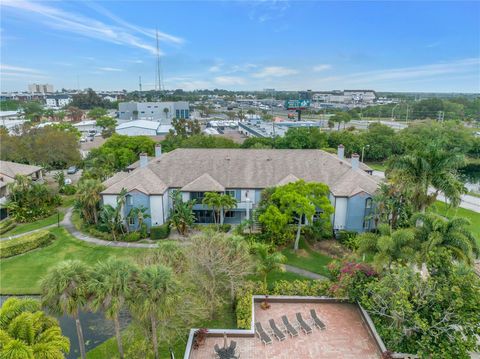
[0,295,131,359]
[460,164,480,195]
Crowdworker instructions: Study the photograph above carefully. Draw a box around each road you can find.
[372,171,480,213]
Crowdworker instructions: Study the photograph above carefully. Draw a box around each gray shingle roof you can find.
[0,160,42,180]
[102,149,380,197]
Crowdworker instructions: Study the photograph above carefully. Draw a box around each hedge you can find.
[150,223,170,240]
[0,230,56,258]
[235,280,330,329]
[0,219,16,235]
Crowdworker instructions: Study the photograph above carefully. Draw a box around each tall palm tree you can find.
[0,297,70,359]
[88,259,135,359]
[75,179,105,224]
[387,147,466,212]
[412,212,479,264]
[202,192,223,224]
[40,260,91,359]
[252,243,286,289]
[129,265,178,359]
[219,194,237,225]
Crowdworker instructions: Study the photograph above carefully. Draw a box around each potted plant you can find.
[260,295,271,310]
[193,328,208,349]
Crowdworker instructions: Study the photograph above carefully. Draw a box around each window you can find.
[176,109,180,118]
[141,111,145,114]
[185,109,189,118]
[190,192,205,201]
[365,198,372,209]
[225,211,236,218]
[225,190,236,198]
[129,217,135,225]
[126,195,133,205]
[180,109,185,119]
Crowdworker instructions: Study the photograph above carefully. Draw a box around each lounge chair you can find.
[310,309,326,330]
[269,319,286,341]
[229,340,237,351]
[255,322,273,345]
[296,313,313,334]
[281,315,299,337]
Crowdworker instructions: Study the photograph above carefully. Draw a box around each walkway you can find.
[284,264,328,280]
[0,224,56,241]
[61,209,158,248]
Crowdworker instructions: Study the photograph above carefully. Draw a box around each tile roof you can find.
[181,173,225,192]
[102,149,380,196]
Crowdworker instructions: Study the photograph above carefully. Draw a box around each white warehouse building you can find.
[118,101,190,123]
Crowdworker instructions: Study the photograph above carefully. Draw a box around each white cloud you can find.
[0,64,48,79]
[209,65,222,73]
[214,76,246,86]
[0,64,44,74]
[252,66,298,78]
[97,67,123,72]
[1,0,183,55]
[312,64,331,72]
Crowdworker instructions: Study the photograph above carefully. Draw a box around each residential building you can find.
[0,161,43,219]
[28,83,54,94]
[115,120,172,136]
[45,95,72,108]
[118,101,190,123]
[183,295,397,359]
[101,147,378,232]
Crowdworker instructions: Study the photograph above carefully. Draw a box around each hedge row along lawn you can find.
[0,230,55,258]
[0,212,64,237]
[0,227,152,295]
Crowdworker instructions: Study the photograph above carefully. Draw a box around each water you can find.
[0,295,131,359]
[460,164,480,195]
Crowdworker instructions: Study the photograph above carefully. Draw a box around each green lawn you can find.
[0,227,152,295]
[430,201,480,246]
[1,212,64,237]
[281,239,333,278]
[365,161,387,171]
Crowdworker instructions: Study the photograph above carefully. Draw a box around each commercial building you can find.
[45,95,72,108]
[115,120,172,136]
[238,119,326,138]
[118,101,190,123]
[312,90,377,106]
[101,147,378,232]
[28,83,54,94]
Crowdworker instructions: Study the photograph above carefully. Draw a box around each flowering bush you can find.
[328,260,378,300]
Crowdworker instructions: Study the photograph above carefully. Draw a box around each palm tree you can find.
[41,260,91,359]
[0,297,69,359]
[163,107,169,121]
[169,190,196,235]
[129,265,179,359]
[75,179,105,224]
[412,212,479,264]
[252,243,286,289]
[219,194,237,225]
[387,147,466,212]
[202,192,223,224]
[356,224,418,270]
[89,259,135,359]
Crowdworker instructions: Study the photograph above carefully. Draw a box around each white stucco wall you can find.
[334,197,348,230]
[150,195,164,226]
[116,127,157,136]
[162,191,170,223]
[241,189,255,203]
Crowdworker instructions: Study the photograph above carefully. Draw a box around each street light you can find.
[361,145,370,163]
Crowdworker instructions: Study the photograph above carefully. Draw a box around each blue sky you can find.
[1,1,479,92]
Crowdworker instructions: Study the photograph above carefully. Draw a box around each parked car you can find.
[67,166,78,174]
[80,137,87,142]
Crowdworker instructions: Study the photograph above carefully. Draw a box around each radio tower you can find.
[155,29,163,92]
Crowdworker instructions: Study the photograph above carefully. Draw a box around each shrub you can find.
[0,219,16,235]
[150,223,170,240]
[219,224,231,233]
[123,232,141,242]
[235,281,265,329]
[60,184,77,195]
[0,230,55,258]
[271,280,329,296]
[336,230,358,250]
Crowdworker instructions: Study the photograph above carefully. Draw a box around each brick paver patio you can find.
[189,301,382,359]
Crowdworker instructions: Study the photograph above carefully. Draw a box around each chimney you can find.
[351,153,360,170]
[139,153,148,168]
[337,144,345,160]
[155,144,162,158]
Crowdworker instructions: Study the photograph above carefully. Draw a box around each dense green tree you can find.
[87,107,108,120]
[277,127,328,149]
[361,123,400,161]
[327,130,365,157]
[70,89,112,109]
[258,180,334,250]
[96,116,117,138]
[330,112,351,130]
[0,297,70,359]
[65,106,83,122]
[41,260,91,359]
[202,192,237,225]
[22,101,44,122]
[161,133,239,152]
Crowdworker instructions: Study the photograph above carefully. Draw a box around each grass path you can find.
[0,227,152,295]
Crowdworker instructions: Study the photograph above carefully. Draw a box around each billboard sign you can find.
[285,99,310,110]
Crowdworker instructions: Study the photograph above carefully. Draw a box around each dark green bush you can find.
[150,223,170,240]
[0,230,56,258]
[60,185,77,195]
[336,230,358,250]
[219,224,231,233]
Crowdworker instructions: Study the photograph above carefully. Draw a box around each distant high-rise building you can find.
[28,83,54,93]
